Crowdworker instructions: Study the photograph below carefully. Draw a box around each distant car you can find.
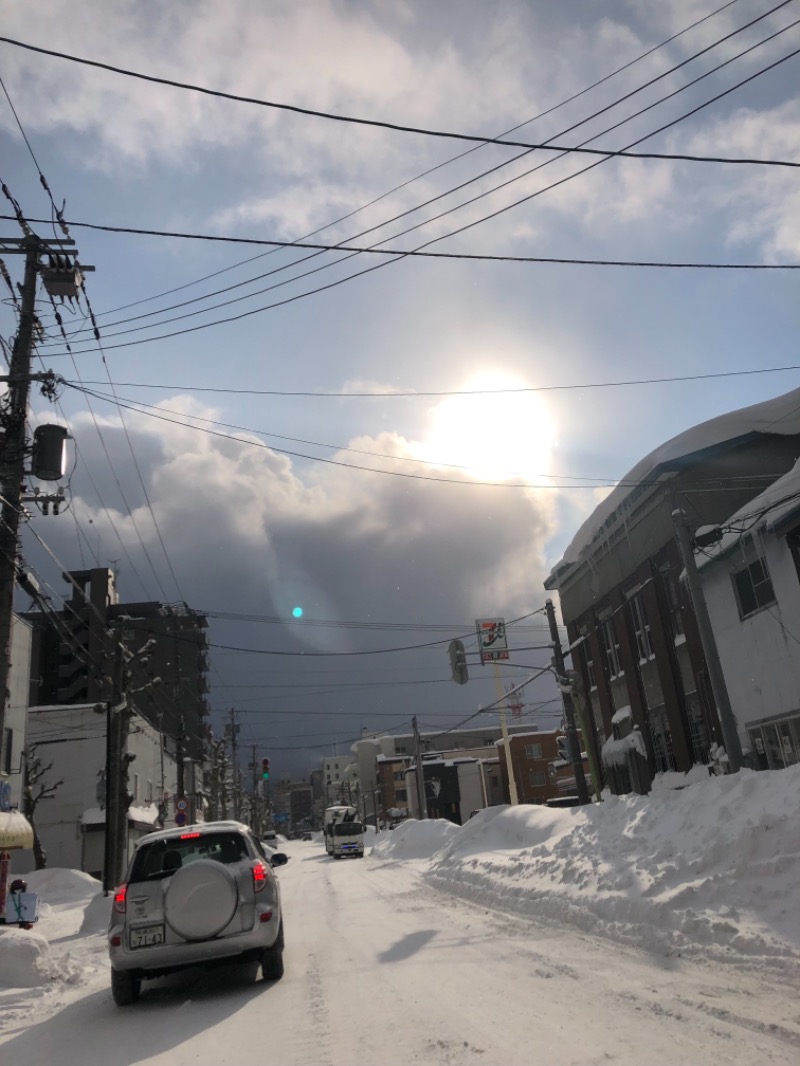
[262,830,278,848]
[107,820,289,1006]
[301,832,312,841]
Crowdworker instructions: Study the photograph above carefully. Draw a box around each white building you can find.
[1,615,32,807]
[697,459,800,769]
[321,753,358,804]
[17,703,183,878]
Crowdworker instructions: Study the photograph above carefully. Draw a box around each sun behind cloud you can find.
[415,374,556,483]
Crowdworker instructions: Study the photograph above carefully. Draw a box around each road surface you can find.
[3,839,799,1065]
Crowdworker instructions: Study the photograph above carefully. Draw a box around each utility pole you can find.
[0,235,90,772]
[412,715,427,819]
[672,507,743,772]
[101,626,159,892]
[545,598,590,805]
[176,716,186,798]
[0,238,40,765]
[225,708,240,818]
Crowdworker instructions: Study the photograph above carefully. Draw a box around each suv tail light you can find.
[252,860,270,892]
[113,884,128,914]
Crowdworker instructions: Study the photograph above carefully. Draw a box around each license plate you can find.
[130,924,165,949]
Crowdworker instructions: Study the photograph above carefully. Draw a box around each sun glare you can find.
[416,374,556,483]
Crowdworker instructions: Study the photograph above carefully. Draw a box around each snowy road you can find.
[3,838,800,1065]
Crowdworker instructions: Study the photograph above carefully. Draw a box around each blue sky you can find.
[1,0,799,774]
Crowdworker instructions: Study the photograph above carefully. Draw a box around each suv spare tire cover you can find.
[164,859,239,940]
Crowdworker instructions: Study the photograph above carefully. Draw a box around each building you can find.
[353,722,538,812]
[405,756,487,824]
[25,567,210,762]
[16,702,183,879]
[1,615,32,806]
[496,730,584,805]
[696,458,800,769]
[545,388,800,792]
[321,754,356,804]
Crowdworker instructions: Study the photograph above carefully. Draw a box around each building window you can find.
[630,594,653,661]
[524,743,542,759]
[732,552,776,618]
[583,645,597,690]
[2,728,11,774]
[395,789,407,802]
[147,780,153,804]
[601,619,622,678]
[396,746,407,754]
[528,770,547,787]
[133,773,139,803]
[664,573,685,640]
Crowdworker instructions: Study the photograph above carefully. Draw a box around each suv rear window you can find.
[129,831,251,882]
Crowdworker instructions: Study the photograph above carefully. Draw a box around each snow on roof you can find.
[611,705,633,725]
[550,387,800,577]
[81,804,160,827]
[696,456,800,571]
[496,729,558,746]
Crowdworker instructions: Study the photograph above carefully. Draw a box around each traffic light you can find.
[448,639,469,685]
[261,757,270,780]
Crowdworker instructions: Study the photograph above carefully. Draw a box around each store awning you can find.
[0,810,34,850]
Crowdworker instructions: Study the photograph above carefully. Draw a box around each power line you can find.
[59,381,800,494]
[58,363,800,398]
[12,216,800,270]
[23,0,746,327]
[25,35,800,357]
[2,32,798,168]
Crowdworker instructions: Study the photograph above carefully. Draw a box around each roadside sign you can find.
[176,797,188,812]
[476,617,509,663]
[175,811,187,827]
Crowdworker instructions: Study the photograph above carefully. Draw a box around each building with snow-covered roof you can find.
[695,458,800,770]
[545,387,800,792]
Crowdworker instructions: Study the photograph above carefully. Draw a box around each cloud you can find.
[25,392,560,763]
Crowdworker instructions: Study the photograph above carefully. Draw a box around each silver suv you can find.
[107,820,288,1006]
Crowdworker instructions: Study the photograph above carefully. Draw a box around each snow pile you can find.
[0,928,57,987]
[370,816,459,861]
[0,867,106,994]
[376,766,800,960]
[24,867,101,906]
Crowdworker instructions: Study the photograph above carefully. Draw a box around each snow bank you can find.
[374,767,800,961]
[371,817,459,860]
[0,867,108,993]
[0,929,56,988]
[24,868,101,906]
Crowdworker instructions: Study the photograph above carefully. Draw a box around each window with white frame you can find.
[528,770,547,787]
[630,593,653,661]
[732,544,776,618]
[525,743,542,759]
[601,619,622,678]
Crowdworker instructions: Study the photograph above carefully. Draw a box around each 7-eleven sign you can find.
[476,618,509,663]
